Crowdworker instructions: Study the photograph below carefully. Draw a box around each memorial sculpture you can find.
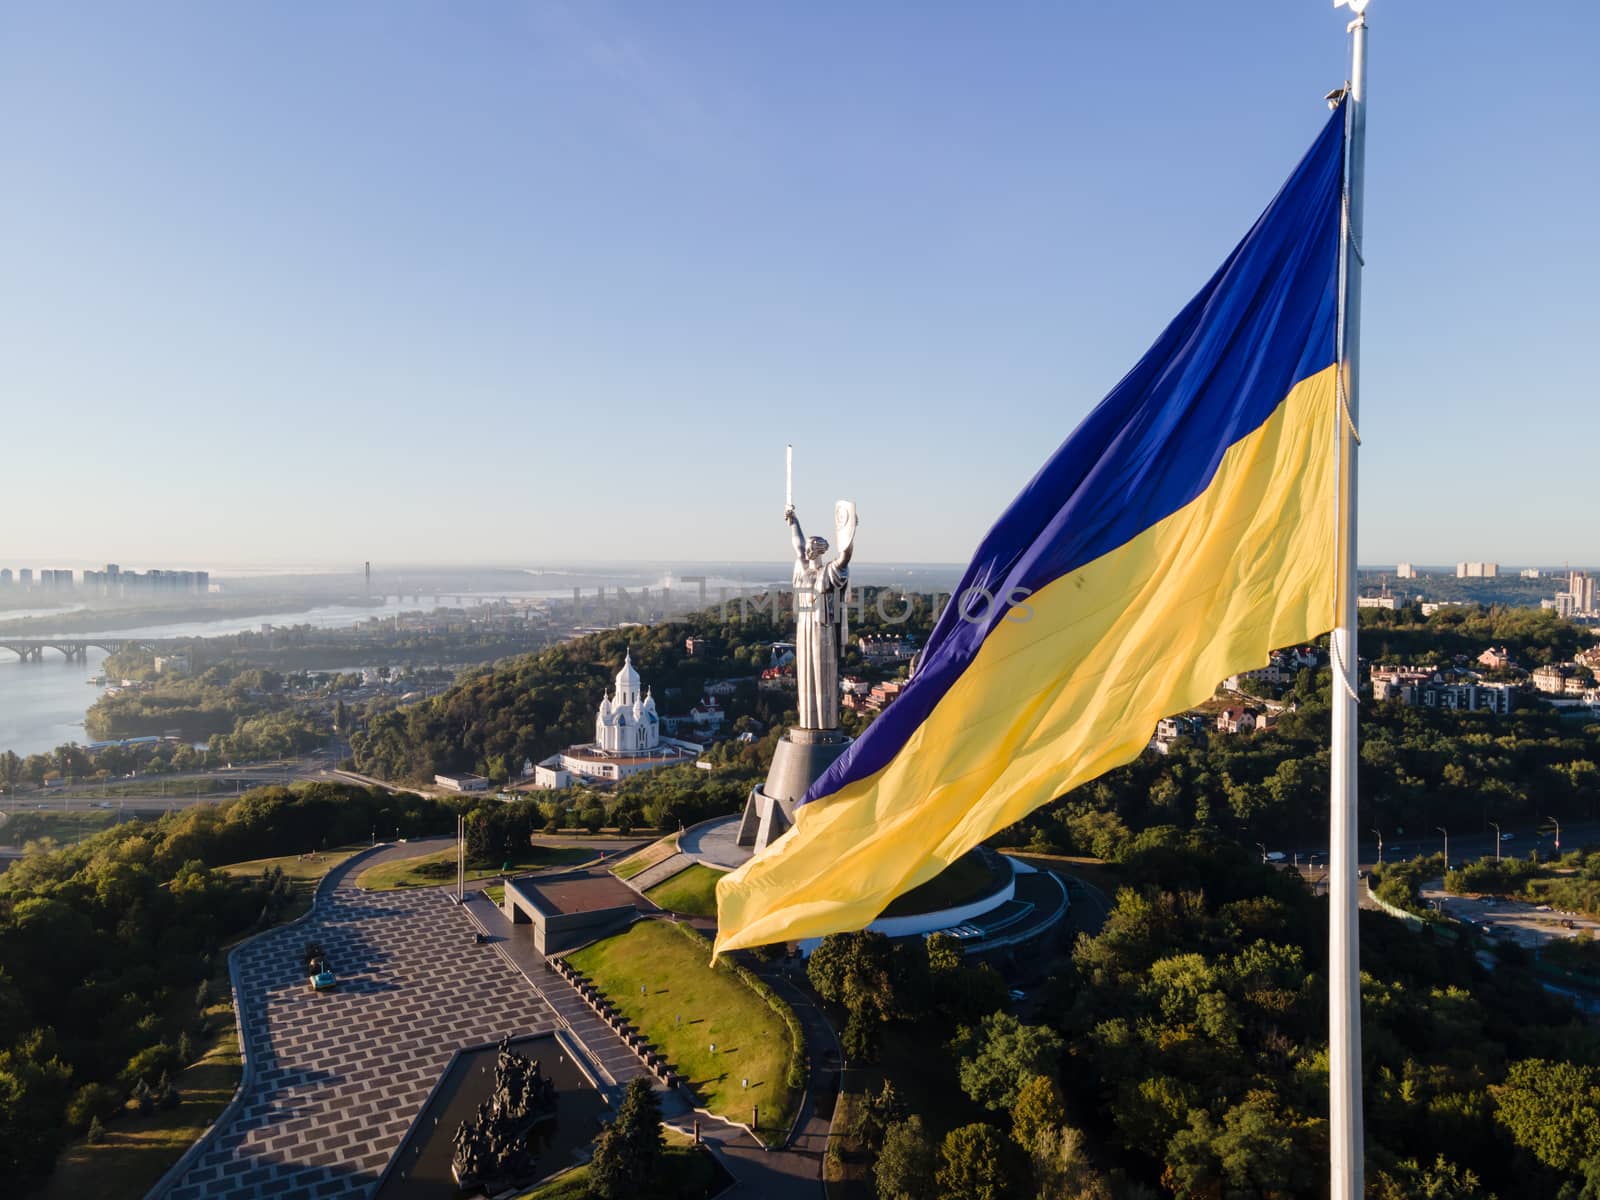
[737,447,858,852]
[450,1036,559,1189]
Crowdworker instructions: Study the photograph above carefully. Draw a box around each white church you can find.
[531,651,703,788]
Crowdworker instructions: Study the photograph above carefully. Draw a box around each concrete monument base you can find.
[737,727,852,852]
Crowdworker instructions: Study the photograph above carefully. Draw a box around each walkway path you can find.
[460,891,653,1089]
[155,846,563,1200]
[627,851,695,892]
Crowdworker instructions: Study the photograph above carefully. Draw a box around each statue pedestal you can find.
[737,727,852,852]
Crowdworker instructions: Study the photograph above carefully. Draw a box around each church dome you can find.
[615,649,640,694]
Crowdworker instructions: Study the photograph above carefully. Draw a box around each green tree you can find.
[590,1076,664,1199]
[936,1123,1022,1200]
[950,1012,1065,1111]
[1369,1155,1495,1199]
[0,749,21,795]
[1494,1059,1600,1173]
[875,1115,937,1200]
[1010,1072,1066,1151]
[843,1009,880,1065]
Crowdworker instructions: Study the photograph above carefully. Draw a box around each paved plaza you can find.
[161,855,563,1200]
[677,814,751,871]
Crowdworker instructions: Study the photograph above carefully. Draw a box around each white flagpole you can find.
[1329,3,1368,1198]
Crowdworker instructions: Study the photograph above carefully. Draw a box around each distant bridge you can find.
[0,638,154,663]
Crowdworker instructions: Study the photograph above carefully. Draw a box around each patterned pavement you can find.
[161,859,561,1200]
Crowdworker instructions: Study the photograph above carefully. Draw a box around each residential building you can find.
[1149,714,1206,755]
[686,698,725,731]
[1521,568,1543,579]
[1420,682,1514,715]
[1456,562,1499,578]
[1476,647,1513,671]
[1216,707,1259,735]
[1532,664,1572,695]
[866,681,905,711]
[1370,665,1439,704]
[1357,595,1399,610]
[1223,665,1286,691]
[1396,562,1418,579]
[858,634,915,663]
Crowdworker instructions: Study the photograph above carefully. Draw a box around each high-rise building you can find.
[1571,571,1596,614]
[1396,562,1417,579]
[1456,562,1499,578]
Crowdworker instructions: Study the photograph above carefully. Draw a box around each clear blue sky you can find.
[3,1,1595,570]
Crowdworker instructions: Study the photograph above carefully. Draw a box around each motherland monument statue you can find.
[737,446,857,852]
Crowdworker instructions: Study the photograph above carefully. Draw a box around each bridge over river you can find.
[0,638,172,663]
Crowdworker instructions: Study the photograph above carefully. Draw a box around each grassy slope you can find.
[643,863,726,917]
[217,845,366,921]
[566,921,799,1140]
[31,964,241,1200]
[356,845,594,891]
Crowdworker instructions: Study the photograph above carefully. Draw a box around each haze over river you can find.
[0,598,500,758]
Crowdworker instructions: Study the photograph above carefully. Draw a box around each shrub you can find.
[66,1082,123,1132]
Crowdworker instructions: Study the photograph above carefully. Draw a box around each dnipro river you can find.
[0,570,795,759]
[0,596,509,758]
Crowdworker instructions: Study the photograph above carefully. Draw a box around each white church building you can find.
[531,651,702,788]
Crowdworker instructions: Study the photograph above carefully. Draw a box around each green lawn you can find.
[483,883,506,905]
[356,845,595,891]
[644,864,726,917]
[513,1140,721,1199]
[30,963,242,1200]
[611,836,678,881]
[216,845,367,922]
[566,921,800,1142]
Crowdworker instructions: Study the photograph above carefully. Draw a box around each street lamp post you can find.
[1547,816,1562,853]
[1437,826,1449,873]
[1489,822,1501,864]
[1370,829,1383,867]
[1256,842,1268,864]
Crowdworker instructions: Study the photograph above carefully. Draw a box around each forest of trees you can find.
[828,833,1600,1197]
[351,588,941,784]
[0,782,458,1185]
[998,665,1599,857]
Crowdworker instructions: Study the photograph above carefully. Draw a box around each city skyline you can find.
[4,3,1597,567]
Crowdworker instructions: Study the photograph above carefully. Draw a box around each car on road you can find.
[1009,989,1026,1002]
[1536,905,1553,912]
[1501,833,1515,841]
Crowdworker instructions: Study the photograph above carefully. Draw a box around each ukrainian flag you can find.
[715,104,1348,955]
